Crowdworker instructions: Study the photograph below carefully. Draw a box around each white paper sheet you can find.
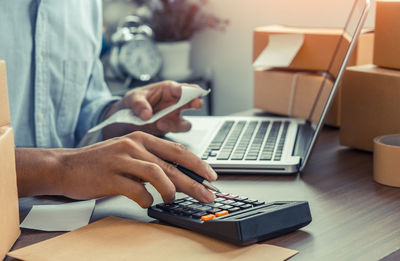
[92,196,152,223]
[253,34,304,70]
[20,200,96,232]
[89,86,210,133]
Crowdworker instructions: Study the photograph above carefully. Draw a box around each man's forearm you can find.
[15,148,63,197]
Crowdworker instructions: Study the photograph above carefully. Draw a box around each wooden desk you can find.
[6,123,400,260]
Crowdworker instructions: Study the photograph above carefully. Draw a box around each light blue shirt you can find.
[0,0,119,148]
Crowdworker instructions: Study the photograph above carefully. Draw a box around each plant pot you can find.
[156,40,192,81]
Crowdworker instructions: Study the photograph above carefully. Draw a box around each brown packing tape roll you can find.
[373,134,400,188]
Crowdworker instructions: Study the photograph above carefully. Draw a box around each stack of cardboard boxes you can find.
[340,0,400,151]
[0,60,20,259]
[252,25,374,127]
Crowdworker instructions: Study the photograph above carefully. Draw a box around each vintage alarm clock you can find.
[109,16,162,82]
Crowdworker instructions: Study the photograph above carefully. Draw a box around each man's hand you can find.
[103,81,203,139]
[16,132,217,208]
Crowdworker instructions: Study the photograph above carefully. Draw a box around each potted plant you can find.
[133,0,228,81]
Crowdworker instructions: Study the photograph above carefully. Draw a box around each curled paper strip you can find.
[78,86,210,147]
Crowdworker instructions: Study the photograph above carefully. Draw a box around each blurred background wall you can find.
[103,0,376,115]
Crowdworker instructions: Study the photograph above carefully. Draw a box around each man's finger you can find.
[158,160,215,203]
[137,133,218,182]
[157,117,191,133]
[134,153,215,203]
[116,135,213,203]
[116,155,176,203]
[166,81,182,99]
[179,83,202,90]
[189,98,203,110]
[127,92,153,120]
[175,98,203,112]
[112,175,154,208]
[146,81,181,105]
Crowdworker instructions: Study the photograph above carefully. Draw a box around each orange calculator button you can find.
[201,214,215,221]
[215,210,229,217]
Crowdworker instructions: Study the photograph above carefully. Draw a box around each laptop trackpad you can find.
[165,117,219,155]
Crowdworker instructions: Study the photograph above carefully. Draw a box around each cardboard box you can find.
[340,65,400,152]
[253,26,373,72]
[0,60,10,126]
[254,70,333,123]
[0,60,19,259]
[326,31,374,126]
[0,126,20,260]
[253,27,374,127]
[253,25,345,72]
[325,31,374,127]
[374,0,400,69]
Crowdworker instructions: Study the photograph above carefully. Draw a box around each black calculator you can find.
[148,192,312,245]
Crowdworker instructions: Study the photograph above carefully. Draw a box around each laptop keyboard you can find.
[202,120,290,161]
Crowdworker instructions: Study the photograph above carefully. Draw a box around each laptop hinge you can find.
[293,123,314,167]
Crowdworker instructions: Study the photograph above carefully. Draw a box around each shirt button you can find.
[39,55,43,63]
[39,113,44,121]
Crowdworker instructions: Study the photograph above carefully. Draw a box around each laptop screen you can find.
[299,0,370,170]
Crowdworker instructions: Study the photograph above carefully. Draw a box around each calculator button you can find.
[182,209,198,216]
[206,202,224,208]
[214,198,225,202]
[240,204,253,210]
[156,203,179,212]
[192,212,208,219]
[201,214,215,221]
[215,210,229,217]
[214,203,224,208]
[235,196,248,201]
[179,201,192,207]
[220,205,233,210]
[173,199,185,204]
[243,199,257,204]
[231,202,245,207]
[222,200,235,205]
[207,208,222,214]
[253,201,265,206]
[187,203,202,209]
[229,207,241,213]
[197,206,212,212]
[224,194,238,200]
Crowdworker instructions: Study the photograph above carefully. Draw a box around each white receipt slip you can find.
[78,86,210,147]
[90,86,210,132]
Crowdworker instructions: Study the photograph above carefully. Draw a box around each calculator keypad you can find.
[156,193,265,221]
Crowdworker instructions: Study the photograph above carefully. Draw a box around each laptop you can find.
[167,0,370,174]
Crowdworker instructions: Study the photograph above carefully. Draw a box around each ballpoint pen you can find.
[170,162,221,193]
